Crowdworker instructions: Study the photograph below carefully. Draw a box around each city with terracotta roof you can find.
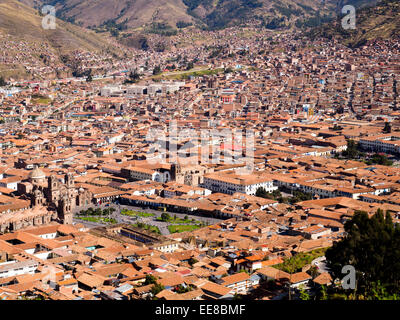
[0,0,399,303]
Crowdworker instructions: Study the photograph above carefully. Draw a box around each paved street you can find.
[311,256,330,273]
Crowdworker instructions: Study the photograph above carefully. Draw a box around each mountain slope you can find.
[0,0,121,79]
[186,0,334,29]
[32,0,195,29]
[0,0,117,52]
[309,0,400,47]
[22,0,379,32]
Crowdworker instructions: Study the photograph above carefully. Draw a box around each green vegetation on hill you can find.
[176,21,193,29]
[24,0,378,34]
[146,22,178,36]
[0,0,115,52]
[32,0,194,31]
[309,0,400,47]
[203,0,263,30]
[324,209,400,299]
[182,0,375,30]
[119,34,149,50]
[0,0,121,78]
[95,18,128,37]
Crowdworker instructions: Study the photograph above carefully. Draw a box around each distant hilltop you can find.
[308,0,400,47]
[19,0,378,31]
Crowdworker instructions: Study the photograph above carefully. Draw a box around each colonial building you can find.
[202,173,277,195]
[17,167,92,226]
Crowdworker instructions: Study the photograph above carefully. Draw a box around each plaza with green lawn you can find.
[156,213,199,224]
[120,209,155,218]
[76,216,117,224]
[167,224,201,234]
[132,222,161,234]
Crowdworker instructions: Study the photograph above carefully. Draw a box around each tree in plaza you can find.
[161,212,170,222]
[325,209,400,297]
[136,222,144,228]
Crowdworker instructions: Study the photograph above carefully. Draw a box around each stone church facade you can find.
[17,167,92,226]
[0,206,57,234]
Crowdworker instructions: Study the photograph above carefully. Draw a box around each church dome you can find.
[29,166,46,180]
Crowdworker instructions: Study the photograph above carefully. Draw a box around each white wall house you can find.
[126,167,170,183]
[221,273,252,294]
[0,260,39,279]
[0,176,21,190]
[359,135,400,154]
[203,174,277,195]
[151,242,179,253]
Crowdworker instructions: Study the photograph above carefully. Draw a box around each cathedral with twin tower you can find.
[18,167,92,225]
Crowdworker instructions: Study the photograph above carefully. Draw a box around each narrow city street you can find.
[311,257,330,274]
